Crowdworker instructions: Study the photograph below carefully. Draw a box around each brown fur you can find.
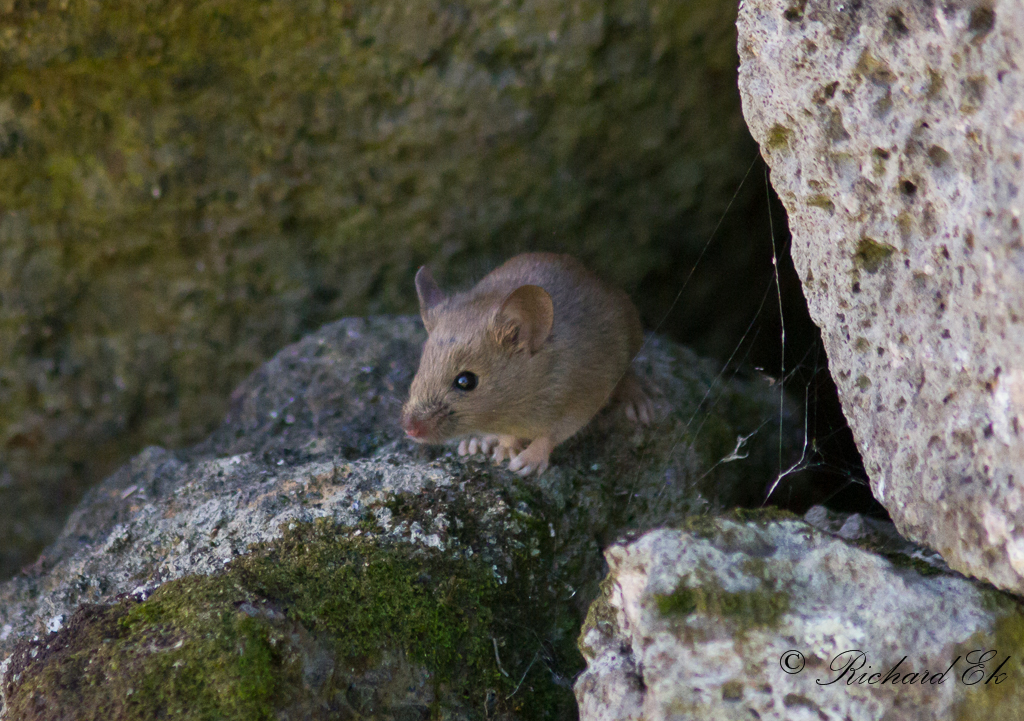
[401,253,646,473]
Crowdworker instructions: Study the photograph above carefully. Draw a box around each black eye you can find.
[453,371,478,391]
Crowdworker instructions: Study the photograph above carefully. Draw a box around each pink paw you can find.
[508,445,551,477]
[615,373,654,425]
[623,395,654,425]
[458,435,523,464]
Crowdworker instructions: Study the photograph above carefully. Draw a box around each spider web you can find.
[640,153,879,517]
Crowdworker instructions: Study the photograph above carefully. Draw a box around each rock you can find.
[737,0,1024,591]
[576,515,1024,721]
[0,0,762,579]
[802,505,948,569]
[0,316,799,719]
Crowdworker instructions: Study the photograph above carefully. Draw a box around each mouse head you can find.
[401,266,554,443]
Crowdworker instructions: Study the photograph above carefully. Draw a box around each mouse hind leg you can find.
[611,368,654,425]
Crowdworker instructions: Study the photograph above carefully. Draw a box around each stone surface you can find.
[0,0,763,580]
[738,0,1024,591]
[576,514,1024,721]
[0,316,799,718]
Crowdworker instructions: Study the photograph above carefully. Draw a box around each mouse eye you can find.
[453,371,478,391]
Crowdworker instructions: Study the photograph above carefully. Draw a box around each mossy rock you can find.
[0,316,804,718]
[5,518,580,720]
[577,519,1024,720]
[0,0,759,579]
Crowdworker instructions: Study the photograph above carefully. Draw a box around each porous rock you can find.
[0,316,798,719]
[576,514,1024,721]
[738,0,1024,591]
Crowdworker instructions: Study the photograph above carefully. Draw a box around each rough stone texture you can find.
[576,514,1024,721]
[0,316,800,718]
[0,0,762,580]
[737,0,1024,591]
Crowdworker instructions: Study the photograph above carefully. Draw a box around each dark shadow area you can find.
[637,158,883,519]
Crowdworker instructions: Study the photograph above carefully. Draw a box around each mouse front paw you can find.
[508,450,548,477]
[458,435,523,464]
[457,436,488,457]
[508,437,555,477]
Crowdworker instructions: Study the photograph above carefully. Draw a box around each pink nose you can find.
[401,416,430,439]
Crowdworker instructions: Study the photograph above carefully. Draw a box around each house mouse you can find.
[400,252,653,476]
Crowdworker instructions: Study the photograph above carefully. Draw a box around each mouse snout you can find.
[401,415,431,439]
[400,405,445,442]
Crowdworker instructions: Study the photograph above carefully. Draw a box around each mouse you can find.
[400,252,653,476]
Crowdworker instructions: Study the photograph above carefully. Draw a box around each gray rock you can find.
[576,516,1024,721]
[738,0,1024,591]
[0,0,763,581]
[0,316,798,719]
[803,504,951,572]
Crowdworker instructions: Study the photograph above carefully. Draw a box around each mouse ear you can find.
[415,266,445,333]
[491,284,553,354]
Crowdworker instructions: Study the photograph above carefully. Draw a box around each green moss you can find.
[655,569,790,630]
[677,509,800,543]
[854,50,896,85]
[236,516,579,718]
[766,123,793,150]
[577,575,620,658]
[871,147,890,176]
[7,579,291,721]
[727,507,798,525]
[7,512,580,719]
[895,211,914,240]
[656,585,699,615]
[953,596,1024,720]
[853,236,896,273]
[926,68,945,99]
[806,194,835,214]
[877,550,946,577]
[721,679,744,701]
[681,513,727,539]
[234,521,498,683]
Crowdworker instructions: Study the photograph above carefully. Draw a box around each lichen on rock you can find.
[0,316,800,718]
[576,514,1024,721]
